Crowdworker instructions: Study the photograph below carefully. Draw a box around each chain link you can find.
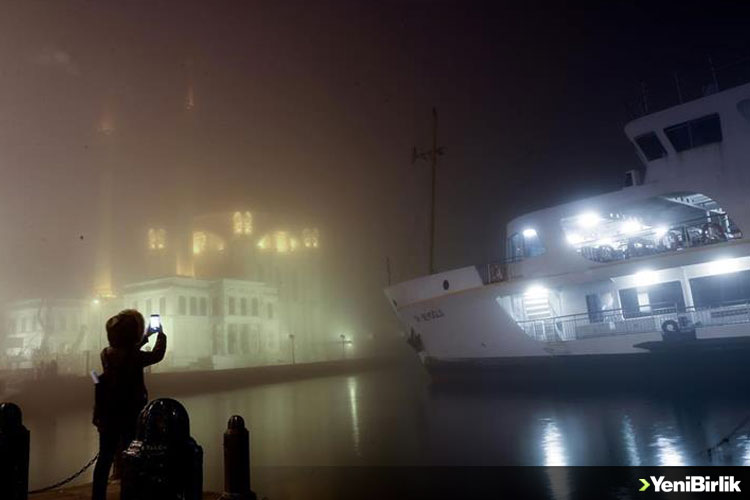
[28,452,99,494]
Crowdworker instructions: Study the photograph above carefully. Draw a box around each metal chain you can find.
[28,452,99,494]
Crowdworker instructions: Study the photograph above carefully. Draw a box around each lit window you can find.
[303,228,320,248]
[148,228,166,250]
[243,212,252,234]
[193,231,207,255]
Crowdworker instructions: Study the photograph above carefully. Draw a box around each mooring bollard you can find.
[121,398,203,500]
[220,415,257,500]
[0,402,30,500]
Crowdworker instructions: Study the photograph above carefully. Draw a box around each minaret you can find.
[93,99,116,298]
[173,61,197,277]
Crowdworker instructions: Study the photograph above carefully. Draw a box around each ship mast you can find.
[412,107,444,274]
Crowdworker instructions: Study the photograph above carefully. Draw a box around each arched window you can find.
[148,228,166,250]
[303,228,319,248]
[232,212,243,235]
[251,297,259,317]
[243,211,252,235]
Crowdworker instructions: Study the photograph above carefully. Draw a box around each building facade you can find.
[1,209,332,372]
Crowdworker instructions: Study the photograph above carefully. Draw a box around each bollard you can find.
[121,398,203,500]
[0,402,30,500]
[219,415,257,500]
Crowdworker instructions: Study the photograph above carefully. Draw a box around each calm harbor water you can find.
[23,357,750,492]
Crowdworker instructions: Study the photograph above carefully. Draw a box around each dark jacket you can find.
[94,332,167,429]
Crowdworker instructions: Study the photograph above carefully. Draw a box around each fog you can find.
[0,1,430,350]
[1,1,748,369]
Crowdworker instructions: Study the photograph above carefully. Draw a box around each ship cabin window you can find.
[619,281,685,319]
[507,229,545,261]
[738,99,750,124]
[690,270,750,308]
[663,113,722,152]
[508,233,524,261]
[634,132,667,161]
[561,193,742,264]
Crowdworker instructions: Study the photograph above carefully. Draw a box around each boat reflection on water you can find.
[20,362,750,492]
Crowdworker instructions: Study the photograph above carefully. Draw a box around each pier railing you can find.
[516,300,750,342]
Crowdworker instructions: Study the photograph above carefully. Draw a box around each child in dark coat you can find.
[92,309,167,500]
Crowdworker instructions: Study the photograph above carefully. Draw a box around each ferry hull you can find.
[423,337,750,389]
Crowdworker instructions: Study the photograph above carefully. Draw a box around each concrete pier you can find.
[30,483,220,500]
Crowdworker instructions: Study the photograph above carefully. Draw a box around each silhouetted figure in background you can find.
[92,309,167,500]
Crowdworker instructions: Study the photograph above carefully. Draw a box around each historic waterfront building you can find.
[0,76,333,372]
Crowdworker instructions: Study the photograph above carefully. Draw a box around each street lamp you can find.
[339,334,352,360]
[92,299,102,352]
[288,333,296,365]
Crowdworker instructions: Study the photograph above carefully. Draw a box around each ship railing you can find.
[578,213,742,264]
[516,300,750,342]
[476,213,742,284]
[626,56,750,118]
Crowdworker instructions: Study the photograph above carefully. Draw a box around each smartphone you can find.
[90,370,100,384]
[148,314,162,334]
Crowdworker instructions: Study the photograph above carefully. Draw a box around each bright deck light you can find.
[621,218,642,234]
[653,226,668,238]
[634,270,658,287]
[522,228,537,238]
[524,285,548,298]
[577,212,601,228]
[566,233,583,245]
[709,258,740,275]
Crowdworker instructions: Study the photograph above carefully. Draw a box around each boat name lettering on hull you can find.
[414,309,445,323]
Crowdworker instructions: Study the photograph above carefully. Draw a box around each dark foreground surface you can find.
[17,353,750,498]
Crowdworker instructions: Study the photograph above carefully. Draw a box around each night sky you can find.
[0,1,748,329]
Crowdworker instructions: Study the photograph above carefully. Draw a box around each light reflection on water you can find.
[652,434,685,466]
[20,361,750,490]
[347,376,362,458]
[621,415,641,466]
[541,419,567,466]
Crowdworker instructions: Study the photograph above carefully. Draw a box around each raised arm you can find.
[139,331,167,367]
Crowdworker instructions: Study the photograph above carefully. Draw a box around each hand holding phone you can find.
[147,314,162,335]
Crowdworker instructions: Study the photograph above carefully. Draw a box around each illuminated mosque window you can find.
[193,231,207,255]
[257,235,269,250]
[303,228,320,248]
[233,211,253,236]
[148,228,166,250]
[193,231,226,255]
[243,211,252,234]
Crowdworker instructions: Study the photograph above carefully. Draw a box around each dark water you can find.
[23,359,750,492]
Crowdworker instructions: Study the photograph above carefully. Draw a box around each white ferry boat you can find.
[386,78,750,384]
